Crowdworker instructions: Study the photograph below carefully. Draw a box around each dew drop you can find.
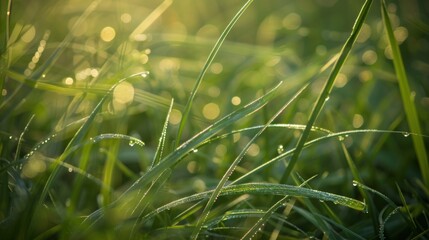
[324,96,330,102]
[277,145,284,154]
[68,168,73,173]
[140,71,150,78]
[192,148,198,153]
[9,136,13,140]
[352,181,358,187]
[129,140,135,147]
[402,132,410,137]
[338,136,345,141]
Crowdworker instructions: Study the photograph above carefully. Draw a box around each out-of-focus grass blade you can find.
[0,0,12,106]
[175,0,254,147]
[381,0,429,187]
[278,0,373,184]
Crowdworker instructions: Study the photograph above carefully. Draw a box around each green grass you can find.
[1,0,429,239]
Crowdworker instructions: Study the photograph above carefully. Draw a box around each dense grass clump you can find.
[1,0,428,239]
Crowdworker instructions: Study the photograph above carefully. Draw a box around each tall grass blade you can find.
[151,98,174,168]
[175,0,254,147]
[278,0,373,184]
[0,0,12,106]
[381,0,429,187]
[191,83,307,239]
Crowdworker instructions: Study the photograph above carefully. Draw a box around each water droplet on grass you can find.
[402,132,410,137]
[325,96,330,102]
[352,181,358,186]
[68,168,73,173]
[141,71,150,78]
[277,145,284,154]
[129,140,135,146]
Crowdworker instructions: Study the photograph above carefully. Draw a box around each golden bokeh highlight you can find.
[202,103,220,120]
[169,109,182,125]
[100,26,116,42]
[113,82,134,104]
[231,96,241,106]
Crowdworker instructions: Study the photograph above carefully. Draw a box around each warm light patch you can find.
[169,109,182,125]
[100,26,116,42]
[283,13,302,30]
[202,103,220,120]
[231,96,241,106]
[64,77,74,85]
[113,82,134,104]
[121,13,132,23]
[21,25,36,43]
[362,50,378,65]
[247,143,260,157]
[353,114,364,128]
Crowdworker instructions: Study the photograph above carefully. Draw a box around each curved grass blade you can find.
[278,0,373,184]
[175,0,254,147]
[241,175,316,240]
[191,83,308,239]
[381,0,429,187]
[138,182,366,225]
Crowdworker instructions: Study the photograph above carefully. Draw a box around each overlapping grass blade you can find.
[278,0,373,184]
[381,0,429,186]
[175,0,254,146]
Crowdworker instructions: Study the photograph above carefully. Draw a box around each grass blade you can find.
[0,0,12,106]
[278,0,373,184]
[381,0,429,187]
[151,98,174,168]
[175,0,254,147]
[139,182,366,225]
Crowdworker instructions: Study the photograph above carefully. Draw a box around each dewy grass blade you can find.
[191,83,307,239]
[139,183,366,224]
[381,0,429,187]
[175,0,254,147]
[278,0,373,184]
[151,98,174,168]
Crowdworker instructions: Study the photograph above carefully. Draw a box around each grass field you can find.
[1,0,429,239]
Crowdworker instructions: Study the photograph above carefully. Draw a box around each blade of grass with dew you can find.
[278,0,373,184]
[128,169,172,239]
[82,82,281,227]
[381,0,429,187]
[175,0,254,147]
[340,143,378,233]
[138,183,366,225]
[395,183,417,230]
[241,175,317,240]
[191,83,308,239]
[151,98,174,168]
